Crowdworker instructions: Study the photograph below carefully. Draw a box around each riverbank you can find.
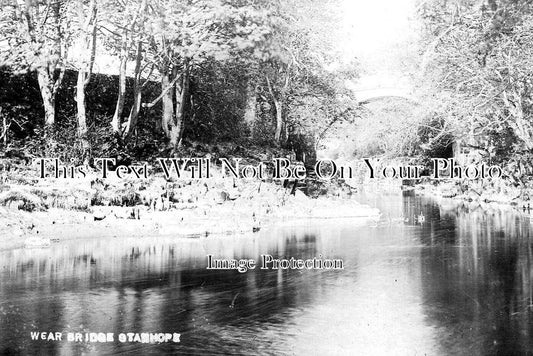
[411,178,527,210]
[0,166,380,250]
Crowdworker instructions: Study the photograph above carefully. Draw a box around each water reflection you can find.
[0,225,350,355]
[419,201,533,355]
[1,193,533,355]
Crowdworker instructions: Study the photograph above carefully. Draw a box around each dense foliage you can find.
[418,0,533,182]
[0,0,356,163]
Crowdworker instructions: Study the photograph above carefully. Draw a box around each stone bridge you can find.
[352,88,417,105]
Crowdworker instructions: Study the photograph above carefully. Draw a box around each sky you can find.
[339,0,418,91]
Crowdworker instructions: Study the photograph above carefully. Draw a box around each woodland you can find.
[0,0,355,166]
[0,0,532,187]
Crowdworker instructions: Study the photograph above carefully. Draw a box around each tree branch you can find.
[142,74,181,108]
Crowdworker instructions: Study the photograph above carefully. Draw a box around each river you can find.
[1,190,533,355]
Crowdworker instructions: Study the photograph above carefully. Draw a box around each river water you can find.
[1,191,533,355]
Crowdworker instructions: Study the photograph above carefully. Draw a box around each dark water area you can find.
[1,192,533,355]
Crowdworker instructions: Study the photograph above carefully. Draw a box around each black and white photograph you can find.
[1,0,533,354]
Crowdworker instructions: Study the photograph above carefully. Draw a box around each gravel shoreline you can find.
[0,174,380,250]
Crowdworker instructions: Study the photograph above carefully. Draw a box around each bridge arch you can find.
[353,88,417,105]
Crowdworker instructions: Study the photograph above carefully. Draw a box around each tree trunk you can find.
[22,2,64,129]
[173,60,190,148]
[123,41,143,139]
[112,0,147,137]
[112,34,127,135]
[0,108,7,146]
[244,80,256,139]
[76,0,97,145]
[265,75,284,145]
[161,69,174,138]
[76,73,88,138]
[273,99,283,143]
[37,67,56,128]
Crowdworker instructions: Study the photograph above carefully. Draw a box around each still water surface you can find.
[1,192,533,355]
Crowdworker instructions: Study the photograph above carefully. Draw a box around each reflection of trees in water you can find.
[415,198,533,355]
[0,286,65,355]
[403,194,443,225]
[0,226,343,354]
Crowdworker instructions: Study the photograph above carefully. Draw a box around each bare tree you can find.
[14,0,68,129]
[74,0,98,146]
[108,0,148,138]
